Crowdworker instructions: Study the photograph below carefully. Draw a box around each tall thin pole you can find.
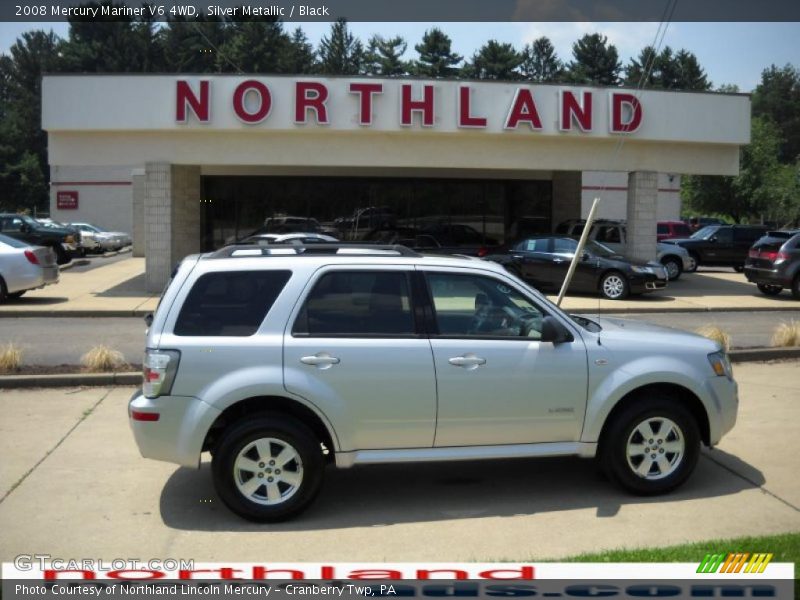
[556,197,600,307]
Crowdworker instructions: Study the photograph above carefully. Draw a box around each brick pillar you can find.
[144,163,201,292]
[551,171,582,231]
[131,171,145,257]
[626,171,658,263]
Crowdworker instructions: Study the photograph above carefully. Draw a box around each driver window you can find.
[426,273,544,339]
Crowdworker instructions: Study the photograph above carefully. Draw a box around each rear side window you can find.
[293,271,414,336]
[734,228,766,242]
[174,270,291,336]
[657,224,668,234]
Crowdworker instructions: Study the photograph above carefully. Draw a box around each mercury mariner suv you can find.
[129,244,738,522]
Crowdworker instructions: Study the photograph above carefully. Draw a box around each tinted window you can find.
[657,224,668,234]
[427,273,545,339]
[713,228,733,243]
[594,225,621,244]
[516,238,549,252]
[553,238,578,254]
[674,224,691,236]
[174,270,291,336]
[733,228,766,243]
[293,271,414,336]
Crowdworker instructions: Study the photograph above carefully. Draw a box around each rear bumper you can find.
[744,266,791,287]
[128,390,221,468]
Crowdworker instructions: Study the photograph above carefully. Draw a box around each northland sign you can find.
[175,79,643,134]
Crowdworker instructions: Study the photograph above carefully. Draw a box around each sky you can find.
[1,21,798,92]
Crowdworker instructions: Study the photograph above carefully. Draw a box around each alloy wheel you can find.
[602,274,626,299]
[233,437,304,506]
[626,417,685,480]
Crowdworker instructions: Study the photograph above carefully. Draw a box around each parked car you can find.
[68,222,119,253]
[484,236,668,300]
[130,243,737,521]
[657,221,693,242]
[240,233,339,245]
[37,219,93,256]
[335,207,395,231]
[69,222,131,250]
[744,230,800,299]
[662,224,770,272]
[362,227,442,250]
[0,233,59,301]
[556,219,692,280]
[262,216,322,234]
[0,213,78,264]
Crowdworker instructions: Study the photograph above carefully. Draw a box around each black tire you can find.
[599,271,630,300]
[756,283,782,296]
[8,290,25,299]
[792,274,800,300]
[53,244,69,265]
[685,252,699,273]
[661,257,682,281]
[600,396,700,495]
[0,277,7,303]
[212,414,324,522]
[733,265,745,273]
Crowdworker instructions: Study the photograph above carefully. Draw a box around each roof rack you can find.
[208,243,422,259]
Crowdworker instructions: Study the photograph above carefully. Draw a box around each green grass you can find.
[557,532,800,565]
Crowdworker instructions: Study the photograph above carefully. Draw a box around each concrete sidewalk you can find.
[0,361,798,562]
[0,257,798,317]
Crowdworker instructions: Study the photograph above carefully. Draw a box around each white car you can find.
[69,223,131,251]
[0,233,59,301]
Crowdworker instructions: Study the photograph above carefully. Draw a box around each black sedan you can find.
[484,236,668,300]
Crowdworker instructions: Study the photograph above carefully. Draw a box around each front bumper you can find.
[128,390,222,468]
[629,274,668,294]
[704,374,739,445]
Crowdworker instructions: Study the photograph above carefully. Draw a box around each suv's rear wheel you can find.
[600,397,700,495]
[756,283,783,296]
[212,415,324,522]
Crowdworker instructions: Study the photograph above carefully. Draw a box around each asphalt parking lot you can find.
[1,361,798,563]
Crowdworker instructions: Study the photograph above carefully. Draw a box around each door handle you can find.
[448,354,486,369]
[301,353,340,369]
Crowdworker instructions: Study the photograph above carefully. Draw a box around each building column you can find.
[144,162,201,293]
[551,171,582,231]
[626,171,658,263]
[131,169,145,257]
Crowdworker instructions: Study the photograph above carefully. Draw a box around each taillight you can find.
[24,250,39,265]
[477,246,488,257]
[748,249,759,258]
[142,349,180,398]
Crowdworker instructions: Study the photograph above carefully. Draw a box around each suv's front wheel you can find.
[600,398,700,495]
[212,415,324,522]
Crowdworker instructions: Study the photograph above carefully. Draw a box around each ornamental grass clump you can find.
[694,325,731,353]
[81,345,128,372]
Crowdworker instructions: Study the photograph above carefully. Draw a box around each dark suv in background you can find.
[662,225,769,272]
[0,213,78,264]
[744,230,800,299]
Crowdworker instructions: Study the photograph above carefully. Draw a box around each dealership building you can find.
[41,75,750,291]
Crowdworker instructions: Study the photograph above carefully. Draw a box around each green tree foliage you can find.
[285,27,316,74]
[682,118,794,224]
[752,64,800,163]
[364,35,408,76]
[520,37,563,82]
[567,33,621,86]
[411,28,462,77]
[0,31,62,212]
[464,40,522,80]
[317,19,365,75]
[217,17,289,73]
[161,17,230,72]
[624,46,710,90]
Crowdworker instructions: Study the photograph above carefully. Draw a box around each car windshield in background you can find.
[691,226,718,240]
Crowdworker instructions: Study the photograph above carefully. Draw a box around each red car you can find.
[657,220,693,241]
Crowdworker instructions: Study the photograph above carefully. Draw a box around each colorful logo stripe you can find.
[697,553,774,574]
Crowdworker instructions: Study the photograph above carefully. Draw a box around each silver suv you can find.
[129,244,738,522]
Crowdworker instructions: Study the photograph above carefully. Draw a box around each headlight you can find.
[707,351,733,380]
[631,266,653,274]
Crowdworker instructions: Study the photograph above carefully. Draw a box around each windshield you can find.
[691,225,718,240]
[584,240,617,257]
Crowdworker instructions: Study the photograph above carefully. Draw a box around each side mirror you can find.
[144,313,154,328]
[540,315,574,344]
[581,252,591,261]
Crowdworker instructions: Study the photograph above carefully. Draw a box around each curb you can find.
[1,349,798,388]
[0,372,142,389]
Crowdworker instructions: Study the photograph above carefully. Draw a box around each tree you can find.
[411,28,462,77]
[682,117,785,223]
[752,64,800,163]
[624,46,710,91]
[364,35,407,76]
[0,30,62,212]
[566,33,621,86]
[624,45,658,87]
[217,17,289,73]
[464,40,522,80]
[161,16,231,73]
[717,83,740,93]
[519,37,563,82]
[673,49,711,91]
[317,19,365,75]
[285,27,316,74]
